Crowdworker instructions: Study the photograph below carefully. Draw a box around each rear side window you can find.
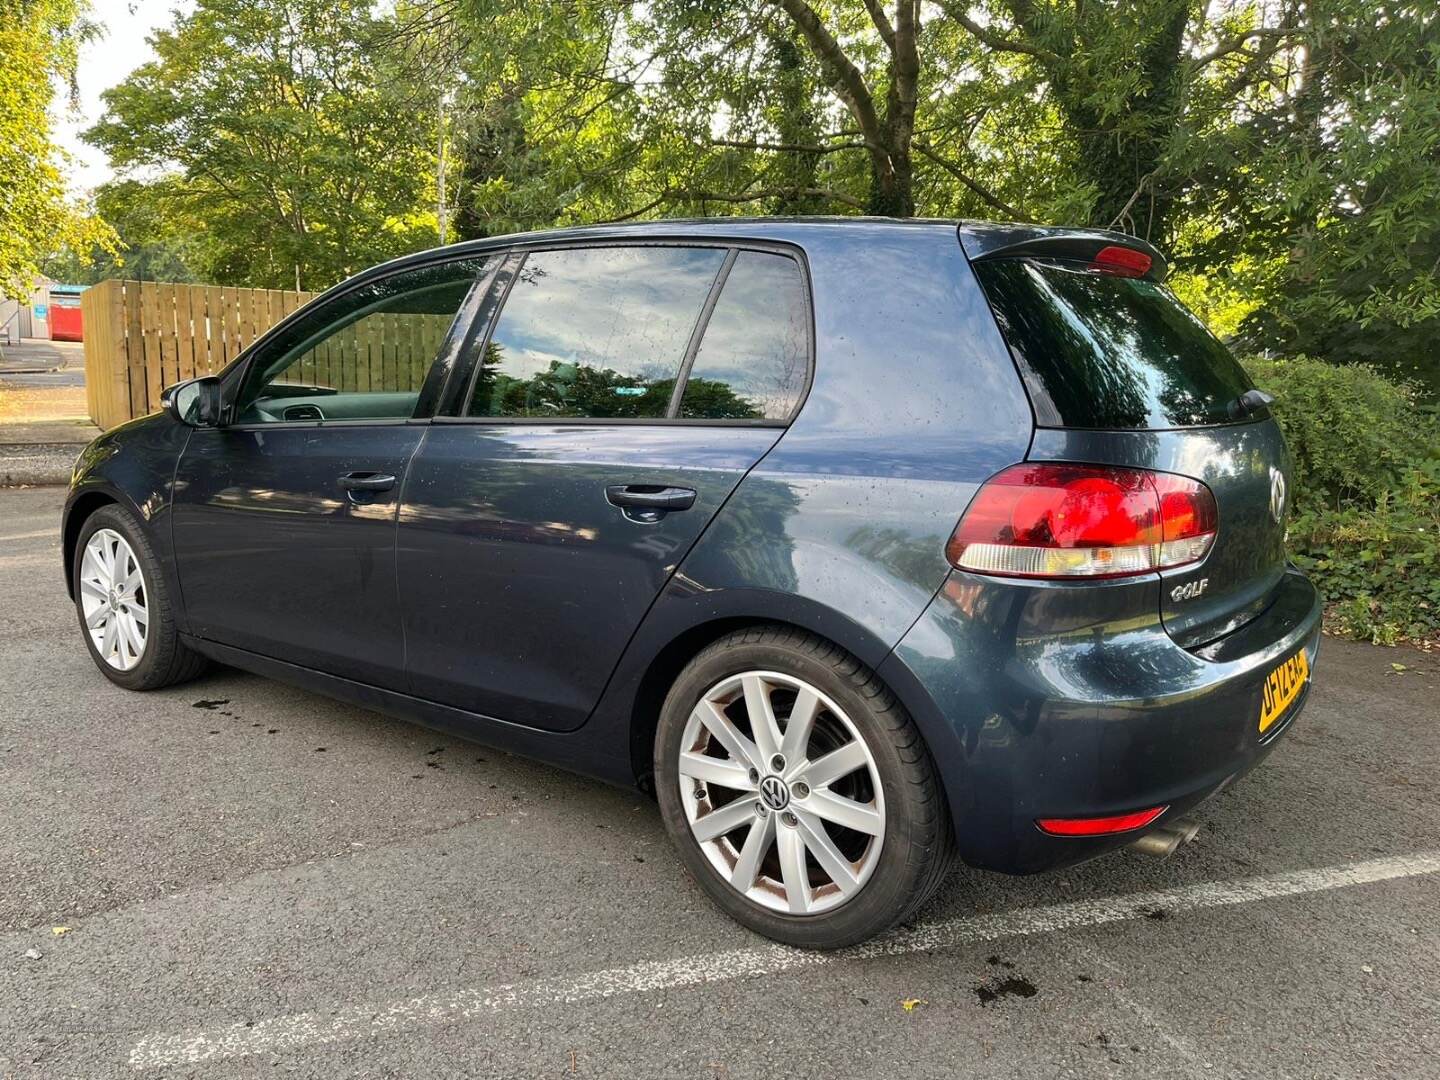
[973,259,1255,429]
[469,246,726,419]
[680,251,809,420]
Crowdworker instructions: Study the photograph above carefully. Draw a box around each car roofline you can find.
[298,215,1166,329]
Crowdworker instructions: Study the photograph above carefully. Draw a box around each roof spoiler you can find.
[957,223,1168,281]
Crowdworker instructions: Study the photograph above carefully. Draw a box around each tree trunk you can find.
[1052,0,1190,239]
[775,0,916,217]
[866,148,913,216]
[452,83,527,242]
[768,32,827,215]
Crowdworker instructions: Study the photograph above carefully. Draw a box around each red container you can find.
[50,294,83,341]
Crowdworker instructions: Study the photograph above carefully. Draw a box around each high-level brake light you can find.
[945,464,1217,580]
[1090,244,1153,277]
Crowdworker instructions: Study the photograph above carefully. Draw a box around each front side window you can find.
[468,246,727,419]
[680,251,809,420]
[234,258,487,424]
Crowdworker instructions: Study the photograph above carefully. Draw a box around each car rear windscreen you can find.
[973,258,1255,429]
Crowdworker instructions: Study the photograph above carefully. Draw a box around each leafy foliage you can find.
[84,0,438,290]
[0,0,114,299]
[1246,356,1440,644]
[43,178,210,285]
[62,0,1440,397]
[413,0,1436,393]
[53,0,1440,406]
[1244,355,1433,510]
[1230,2,1440,396]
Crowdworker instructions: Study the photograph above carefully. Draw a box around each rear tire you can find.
[72,503,208,691]
[655,625,953,948]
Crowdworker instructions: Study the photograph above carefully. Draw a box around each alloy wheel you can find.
[78,528,149,672]
[678,670,886,915]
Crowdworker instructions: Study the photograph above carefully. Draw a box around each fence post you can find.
[80,284,102,427]
[107,283,128,429]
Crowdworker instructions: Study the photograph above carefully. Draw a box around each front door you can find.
[171,256,490,688]
[398,243,812,730]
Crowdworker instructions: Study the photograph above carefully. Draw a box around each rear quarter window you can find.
[680,251,810,421]
[974,258,1255,429]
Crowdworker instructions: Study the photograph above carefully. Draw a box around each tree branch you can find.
[773,0,886,152]
[1190,26,1298,69]
[1107,169,1157,230]
[605,194,668,223]
[937,3,1063,64]
[914,141,1029,220]
[861,0,896,51]
[666,186,867,211]
[709,137,867,154]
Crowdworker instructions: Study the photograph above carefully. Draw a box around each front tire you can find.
[655,626,953,948]
[72,503,208,690]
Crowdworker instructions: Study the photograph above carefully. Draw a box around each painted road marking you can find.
[129,851,1440,1068]
[0,528,58,542]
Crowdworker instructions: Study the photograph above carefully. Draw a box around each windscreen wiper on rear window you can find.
[1228,388,1275,420]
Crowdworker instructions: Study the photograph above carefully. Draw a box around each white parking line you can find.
[0,552,56,568]
[129,851,1440,1069]
[0,528,57,542]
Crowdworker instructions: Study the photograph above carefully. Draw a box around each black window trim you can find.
[668,247,738,418]
[439,237,816,429]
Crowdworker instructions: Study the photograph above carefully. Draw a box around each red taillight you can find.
[946,464,1217,579]
[1036,806,1168,836]
[1090,244,1152,278]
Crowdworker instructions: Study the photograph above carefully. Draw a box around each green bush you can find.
[1242,355,1440,645]
[1242,356,1432,511]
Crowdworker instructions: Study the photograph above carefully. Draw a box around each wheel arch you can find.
[615,594,957,819]
[62,488,123,599]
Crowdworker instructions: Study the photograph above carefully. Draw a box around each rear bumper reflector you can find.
[1036,805,1168,836]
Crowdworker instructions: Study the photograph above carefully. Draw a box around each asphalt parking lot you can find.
[3,485,1438,1079]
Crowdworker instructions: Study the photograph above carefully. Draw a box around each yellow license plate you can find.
[1259,649,1310,733]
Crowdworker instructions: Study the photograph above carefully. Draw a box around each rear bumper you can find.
[880,565,1321,874]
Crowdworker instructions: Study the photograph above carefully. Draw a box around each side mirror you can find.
[164,376,223,428]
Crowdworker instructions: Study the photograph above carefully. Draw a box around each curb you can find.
[0,444,82,488]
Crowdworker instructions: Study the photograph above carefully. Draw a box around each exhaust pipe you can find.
[1127,817,1201,858]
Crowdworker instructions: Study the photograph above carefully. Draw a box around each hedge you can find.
[1244,356,1440,646]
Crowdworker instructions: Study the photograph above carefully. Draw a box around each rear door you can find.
[966,237,1291,649]
[397,243,811,731]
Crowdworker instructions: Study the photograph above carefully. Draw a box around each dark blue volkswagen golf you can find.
[63,219,1320,947]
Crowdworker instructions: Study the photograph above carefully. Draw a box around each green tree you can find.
[1232,1,1440,393]
[85,0,438,290]
[0,0,114,299]
[446,1,1311,227]
[44,178,211,285]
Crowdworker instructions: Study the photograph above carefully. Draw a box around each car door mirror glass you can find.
[165,376,222,428]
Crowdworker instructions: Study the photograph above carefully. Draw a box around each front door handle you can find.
[339,471,397,493]
[606,485,696,523]
[605,485,697,512]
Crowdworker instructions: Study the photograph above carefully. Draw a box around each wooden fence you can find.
[82,280,313,430]
[81,280,453,429]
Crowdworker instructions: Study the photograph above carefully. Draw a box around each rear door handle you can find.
[605,485,697,512]
[339,471,397,493]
